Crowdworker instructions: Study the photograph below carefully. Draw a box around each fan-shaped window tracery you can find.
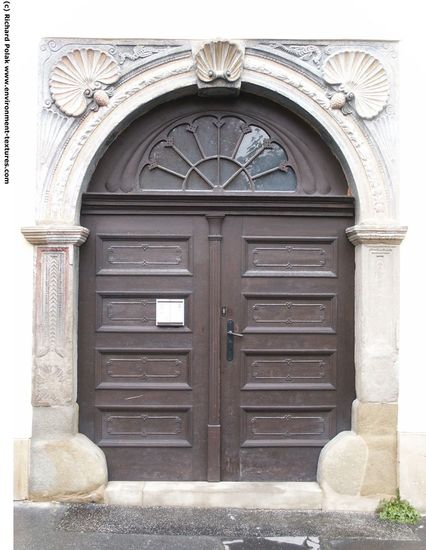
[139,115,297,192]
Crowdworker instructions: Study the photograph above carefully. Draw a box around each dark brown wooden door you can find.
[79,198,354,481]
[220,213,354,481]
[78,213,211,480]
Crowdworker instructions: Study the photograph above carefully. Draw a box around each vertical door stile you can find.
[206,214,225,481]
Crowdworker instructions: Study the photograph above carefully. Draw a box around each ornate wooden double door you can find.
[78,94,355,481]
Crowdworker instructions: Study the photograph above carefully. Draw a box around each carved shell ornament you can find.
[49,48,120,116]
[323,50,390,119]
[195,40,243,82]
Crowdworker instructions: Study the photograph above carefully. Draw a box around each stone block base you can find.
[29,433,107,502]
[14,438,30,500]
[317,401,398,499]
[353,401,398,496]
[317,431,368,496]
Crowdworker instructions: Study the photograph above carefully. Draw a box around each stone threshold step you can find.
[104,481,323,509]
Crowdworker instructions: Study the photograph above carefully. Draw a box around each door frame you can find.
[22,38,406,507]
[78,195,356,483]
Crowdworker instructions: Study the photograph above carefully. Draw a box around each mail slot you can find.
[156,299,185,326]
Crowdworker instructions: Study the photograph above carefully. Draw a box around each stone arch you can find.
[39,52,394,225]
[23,46,406,505]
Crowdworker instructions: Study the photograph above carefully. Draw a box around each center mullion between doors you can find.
[206,214,225,481]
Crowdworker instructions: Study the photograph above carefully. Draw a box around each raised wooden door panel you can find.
[78,213,210,480]
[220,214,354,481]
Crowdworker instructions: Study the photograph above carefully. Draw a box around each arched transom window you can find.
[139,115,297,192]
[92,97,348,196]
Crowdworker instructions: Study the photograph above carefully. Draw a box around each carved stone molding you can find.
[346,225,407,246]
[367,109,398,178]
[33,246,71,405]
[323,50,390,119]
[27,227,89,406]
[29,37,404,504]
[195,40,243,82]
[243,56,390,218]
[260,42,323,66]
[37,40,399,224]
[22,225,89,246]
[244,57,329,108]
[39,54,393,222]
[40,109,73,165]
[118,45,165,65]
[194,40,244,95]
[37,249,66,359]
[49,48,121,116]
[24,226,91,406]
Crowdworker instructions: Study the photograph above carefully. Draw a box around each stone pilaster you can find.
[23,225,89,407]
[22,225,107,501]
[318,225,406,504]
[346,225,407,403]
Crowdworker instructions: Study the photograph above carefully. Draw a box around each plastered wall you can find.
[3,0,425,513]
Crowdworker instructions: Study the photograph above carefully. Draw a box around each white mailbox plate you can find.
[156,299,185,326]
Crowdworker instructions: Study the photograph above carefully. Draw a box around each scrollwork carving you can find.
[262,43,323,66]
[119,45,160,64]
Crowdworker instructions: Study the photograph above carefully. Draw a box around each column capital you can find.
[21,225,89,246]
[346,225,407,246]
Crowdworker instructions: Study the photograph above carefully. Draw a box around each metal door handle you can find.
[226,320,242,361]
[227,330,243,337]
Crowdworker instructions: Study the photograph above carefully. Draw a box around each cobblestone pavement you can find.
[14,502,426,549]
